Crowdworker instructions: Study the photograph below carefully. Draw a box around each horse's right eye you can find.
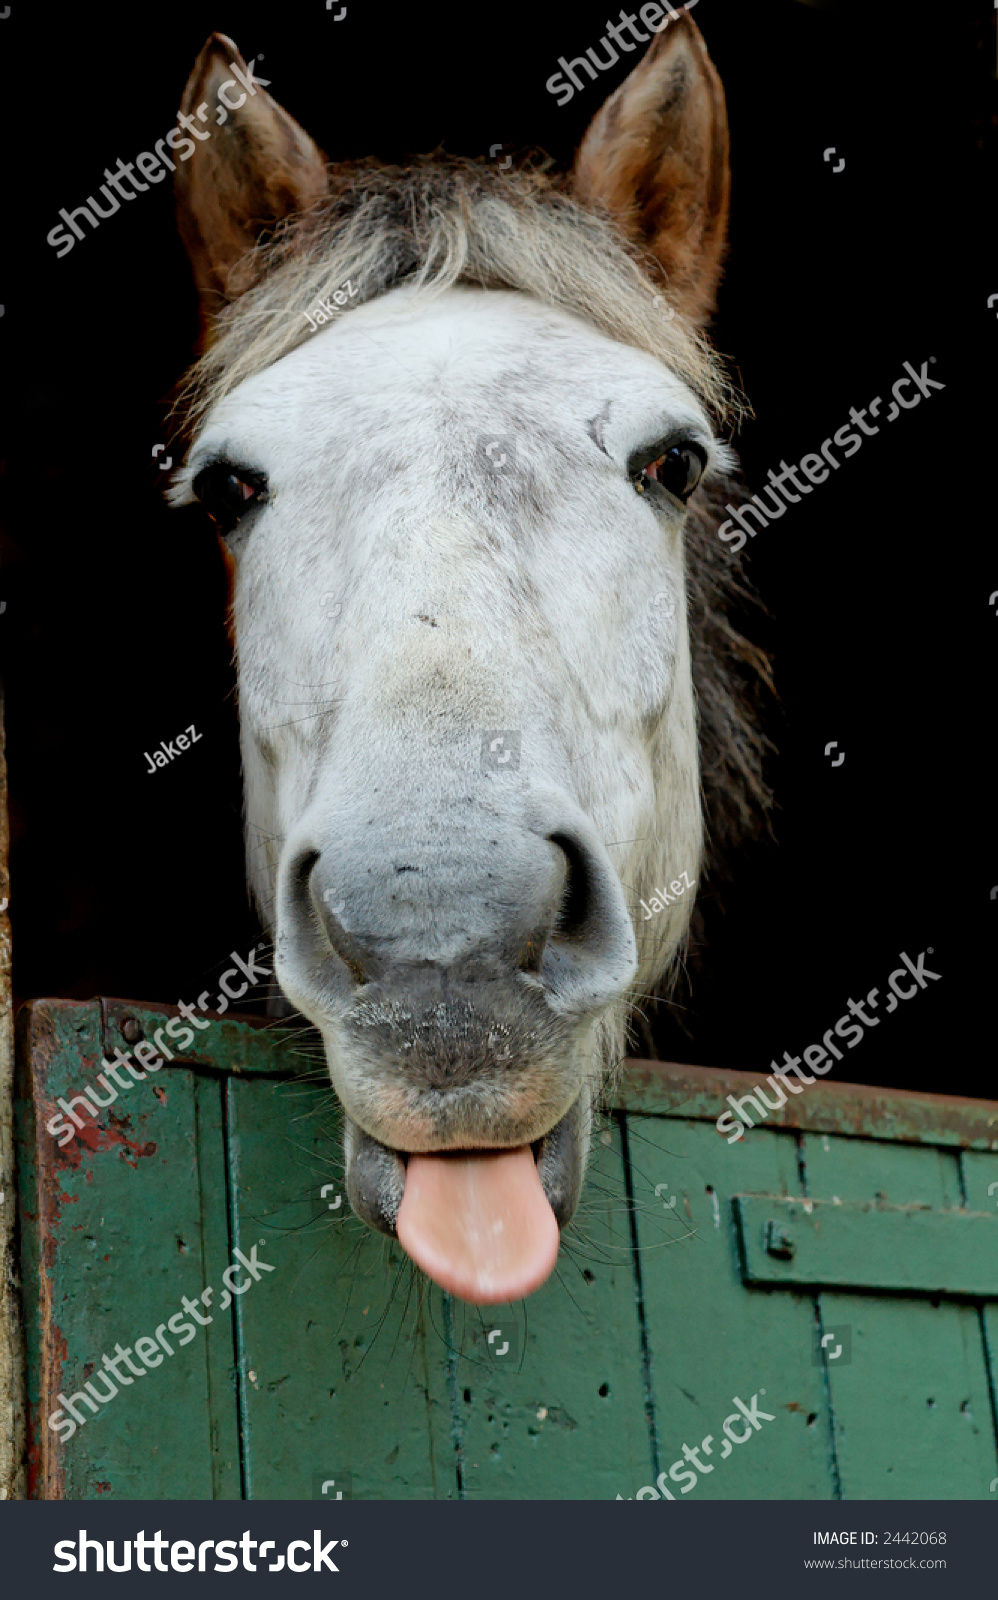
[192,462,268,533]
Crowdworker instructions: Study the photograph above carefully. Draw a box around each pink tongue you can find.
[396,1147,560,1304]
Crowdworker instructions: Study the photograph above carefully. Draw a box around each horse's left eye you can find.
[192,462,268,533]
[632,442,707,505]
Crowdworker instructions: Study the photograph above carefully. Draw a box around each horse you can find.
[168,13,770,1306]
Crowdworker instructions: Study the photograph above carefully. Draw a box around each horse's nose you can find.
[308,835,568,987]
[275,812,637,1019]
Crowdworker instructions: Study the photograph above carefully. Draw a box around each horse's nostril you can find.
[531,826,638,1014]
[514,836,572,976]
[514,838,601,972]
[278,847,374,992]
[308,857,373,987]
[548,832,590,942]
[296,848,322,897]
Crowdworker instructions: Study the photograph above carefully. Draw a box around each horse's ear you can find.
[571,13,730,324]
[175,33,329,314]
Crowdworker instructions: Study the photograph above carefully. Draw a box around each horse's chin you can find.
[343,1094,588,1304]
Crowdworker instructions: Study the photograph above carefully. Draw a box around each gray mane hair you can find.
[175,156,739,433]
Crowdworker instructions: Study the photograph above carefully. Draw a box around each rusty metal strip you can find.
[15,1000,107,1499]
[612,1059,998,1152]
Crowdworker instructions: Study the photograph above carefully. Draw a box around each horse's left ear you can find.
[571,12,730,324]
[175,33,329,315]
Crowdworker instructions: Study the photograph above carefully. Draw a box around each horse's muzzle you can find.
[343,1092,588,1237]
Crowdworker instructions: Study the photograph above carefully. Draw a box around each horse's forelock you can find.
[173,156,741,440]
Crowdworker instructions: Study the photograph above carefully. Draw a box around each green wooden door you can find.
[15,999,998,1499]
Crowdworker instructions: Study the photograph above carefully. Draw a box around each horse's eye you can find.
[192,462,268,533]
[632,442,707,505]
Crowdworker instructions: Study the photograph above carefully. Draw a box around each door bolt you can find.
[765,1220,795,1260]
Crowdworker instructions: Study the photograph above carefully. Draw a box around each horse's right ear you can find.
[175,33,329,316]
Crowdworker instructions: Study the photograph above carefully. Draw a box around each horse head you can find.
[169,15,763,1303]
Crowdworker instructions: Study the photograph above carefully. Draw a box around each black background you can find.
[1,0,993,1093]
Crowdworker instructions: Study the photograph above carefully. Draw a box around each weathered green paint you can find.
[453,1121,653,1500]
[960,1147,998,1222]
[630,1116,835,1500]
[15,1000,242,1498]
[103,999,298,1079]
[799,1134,998,1499]
[960,1146,998,1456]
[617,1061,998,1151]
[15,1000,998,1499]
[735,1195,998,1296]
[223,1073,455,1500]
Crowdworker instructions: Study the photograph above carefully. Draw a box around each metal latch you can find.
[764,1219,796,1260]
[736,1194,998,1298]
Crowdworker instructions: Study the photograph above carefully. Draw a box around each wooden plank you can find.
[16,1001,998,1502]
[103,999,298,1078]
[0,684,23,1500]
[28,1031,998,1139]
[614,1060,998,1152]
[630,1117,836,1500]
[804,1128,965,1211]
[454,1118,654,1500]
[190,1072,245,1501]
[800,1135,998,1499]
[224,1074,455,1499]
[736,1195,998,1297]
[15,1000,241,1498]
[960,1146,998,1483]
[961,1148,998,1220]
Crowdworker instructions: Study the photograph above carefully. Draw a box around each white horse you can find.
[169,15,769,1304]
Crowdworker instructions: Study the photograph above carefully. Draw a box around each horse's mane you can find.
[173,155,773,998]
[175,154,737,431]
